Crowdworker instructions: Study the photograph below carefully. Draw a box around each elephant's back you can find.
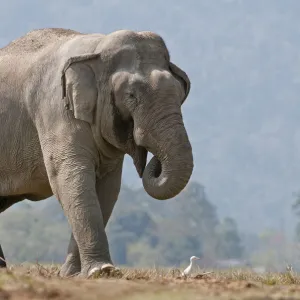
[0,28,82,55]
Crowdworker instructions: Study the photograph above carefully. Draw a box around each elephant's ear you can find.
[169,62,191,103]
[61,54,100,124]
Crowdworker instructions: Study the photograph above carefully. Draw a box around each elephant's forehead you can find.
[107,30,165,45]
[101,30,169,57]
[100,44,168,72]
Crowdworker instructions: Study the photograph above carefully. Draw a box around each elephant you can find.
[0,28,193,278]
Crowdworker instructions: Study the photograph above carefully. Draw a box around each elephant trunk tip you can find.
[142,153,194,200]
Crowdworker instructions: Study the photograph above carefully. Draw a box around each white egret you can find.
[181,256,200,277]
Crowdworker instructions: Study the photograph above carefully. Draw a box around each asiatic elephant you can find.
[0,28,193,277]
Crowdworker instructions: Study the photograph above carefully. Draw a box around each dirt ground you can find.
[1,265,300,300]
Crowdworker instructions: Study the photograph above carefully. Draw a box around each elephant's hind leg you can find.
[0,196,11,213]
[0,195,25,213]
[0,197,9,268]
[0,245,6,268]
[59,233,81,277]
[0,195,25,268]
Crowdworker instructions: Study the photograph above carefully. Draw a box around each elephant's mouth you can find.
[131,145,163,180]
[132,146,148,178]
[125,120,154,179]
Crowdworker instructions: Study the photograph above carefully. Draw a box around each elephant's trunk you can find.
[137,112,194,200]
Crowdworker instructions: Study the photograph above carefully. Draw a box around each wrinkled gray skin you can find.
[0,28,193,277]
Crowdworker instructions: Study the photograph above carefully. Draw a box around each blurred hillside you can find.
[1,1,300,237]
[2,182,296,271]
[0,182,244,267]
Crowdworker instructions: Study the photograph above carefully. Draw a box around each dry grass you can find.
[1,264,300,299]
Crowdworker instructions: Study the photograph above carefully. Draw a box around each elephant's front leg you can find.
[44,147,113,278]
[59,158,124,278]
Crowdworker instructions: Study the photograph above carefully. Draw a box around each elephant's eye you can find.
[125,92,139,113]
[128,93,135,99]
[127,92,138,104]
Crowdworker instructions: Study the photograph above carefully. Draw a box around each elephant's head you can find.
[61,30,193,200]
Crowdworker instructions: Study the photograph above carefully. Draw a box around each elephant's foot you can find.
[84,263,122,279]
[59,255,81,278]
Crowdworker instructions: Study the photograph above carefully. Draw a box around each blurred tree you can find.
[0,182,243,267]
[292,193,300,242]
[216,217,244,259]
